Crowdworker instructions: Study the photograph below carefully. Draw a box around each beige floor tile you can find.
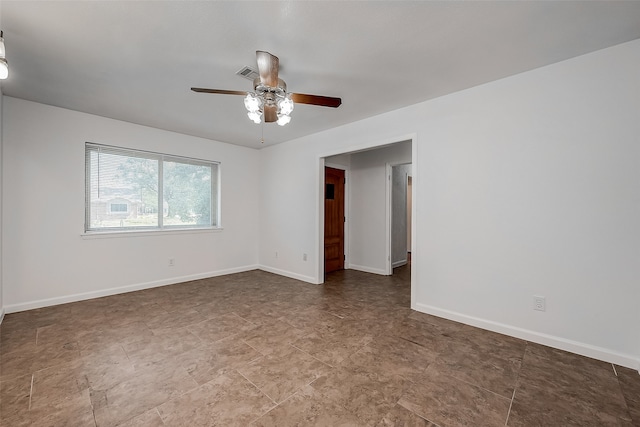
[91,359,198,426]
[376,403,438,427]
[507,380,629,426]
[121,326,202,369]
[292,324,374,367]
[144,307,208,331]
[0,328,37,356]
[117,408,165,427]
[175,337,262,385]
[76,320,153,353]
[310,364,409,425]
[81,343,137,390]
[240,320,308,355]
[239,345,332,403]
[252,385,366,427]
[398,364,511,426]
[518,343,629,418]
[157,370,275,426]
[30,359,88,411]
[431,340,522,398]
[391,317,457,354]
[448,325,527,361]
[2,388,95,427]
[616,366,640,405]
[281,307,346,335]
[0,373,33,420]
[187,313,254,343]
[342,334,437,380]
[0,340,81,381]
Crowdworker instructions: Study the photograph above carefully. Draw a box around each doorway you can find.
[324,166,345,274]
[389,163,412,271]
[319,136,416,307]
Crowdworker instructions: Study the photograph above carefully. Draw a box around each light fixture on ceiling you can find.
[243,78,294,126]
[0,31,8,80]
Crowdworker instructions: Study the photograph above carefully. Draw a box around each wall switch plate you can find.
[168,258,175,267]
[303,253,308,261]
[533,295,546,311]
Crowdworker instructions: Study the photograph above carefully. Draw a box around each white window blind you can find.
[85,143,219,232]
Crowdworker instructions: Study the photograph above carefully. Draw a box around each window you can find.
[110,203,128,213]
[85,143,219,232]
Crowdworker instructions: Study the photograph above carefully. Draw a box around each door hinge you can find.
[344,177,346,184]
[344,216,346,222]
[344,255,346,260]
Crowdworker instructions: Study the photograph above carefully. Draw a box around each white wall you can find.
[2,97,260,312]
[349,143,411,274]
[258,39,640,369]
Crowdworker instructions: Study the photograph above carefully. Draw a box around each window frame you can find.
[85,142,221,234]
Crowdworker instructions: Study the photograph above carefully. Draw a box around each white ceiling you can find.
[2,1,640,149]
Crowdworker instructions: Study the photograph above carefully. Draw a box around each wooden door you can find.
[324,167,345,274]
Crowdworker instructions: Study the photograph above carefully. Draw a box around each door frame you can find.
[386,161,412,275]
[317,133,418,311]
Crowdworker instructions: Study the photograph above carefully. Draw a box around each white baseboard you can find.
[414,302,640,371]
[349,264,389,276]
[3,265,260,314]
[0,307,5,325]
[258,265,320,285]
[392,259,408,268]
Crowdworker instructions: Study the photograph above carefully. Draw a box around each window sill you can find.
[81,227,223,239]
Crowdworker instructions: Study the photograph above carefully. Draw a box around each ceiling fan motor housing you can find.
[253,77,287,106]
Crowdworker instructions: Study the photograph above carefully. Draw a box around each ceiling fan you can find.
[191,51,342,126]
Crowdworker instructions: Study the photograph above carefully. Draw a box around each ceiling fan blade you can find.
[290,93,342,108]
[264,105,278,123]
[256,51,279,87]
[191,88,248,96]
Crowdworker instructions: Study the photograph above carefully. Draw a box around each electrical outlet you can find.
[303,253,308,261]
[533,296,546,311]
[168,258,175,267]
[275,251,278,259]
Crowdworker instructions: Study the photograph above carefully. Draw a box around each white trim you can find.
[0,308,5,325]
[81,227,223,239]
[388,161,412,276]
[414,302,640,371]
[317,133,418,160]
[410,135,418,311]
[3,264,259,314]
[392,259,408,268]
[317,157,326,282]
[349,264,388,276]
[324,162,348,171]
[258,265,320,285]
[385,163,392,275]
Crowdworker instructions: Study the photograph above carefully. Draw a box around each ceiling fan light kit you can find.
[192,51,341,130]
[0,31,8,80]
[244,79,295,126]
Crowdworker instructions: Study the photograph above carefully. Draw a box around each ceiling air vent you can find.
[236,66,259,81]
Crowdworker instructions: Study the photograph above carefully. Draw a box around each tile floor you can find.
[1,265,639,426]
